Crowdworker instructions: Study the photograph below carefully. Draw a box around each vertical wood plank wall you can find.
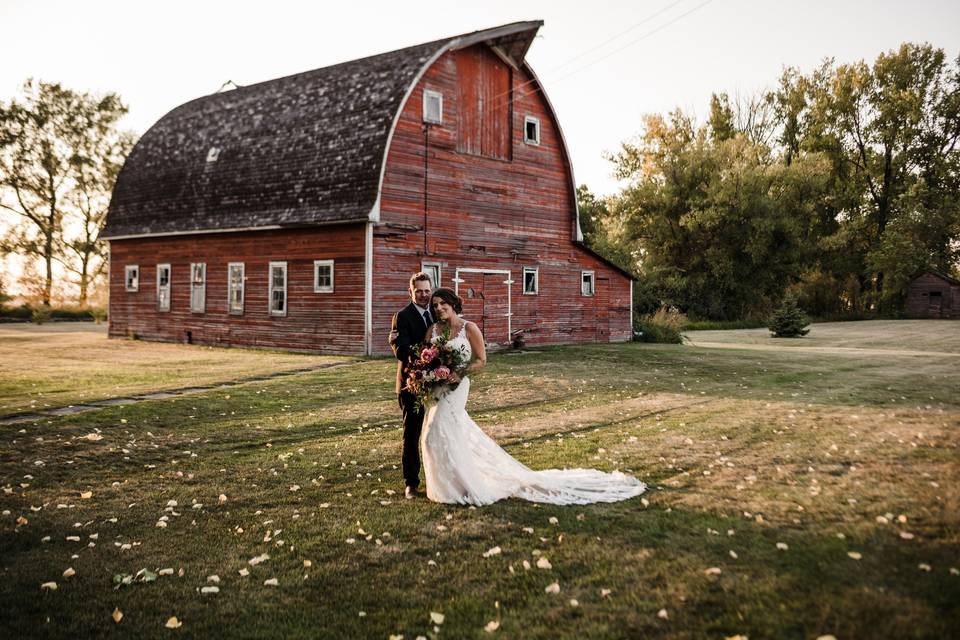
[108,225,366,353]
[372,45,632,356]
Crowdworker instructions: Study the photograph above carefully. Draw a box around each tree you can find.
[609,110,831,319]
[794,44,960,308]
[0,80,131,306]
[576,184,636,274]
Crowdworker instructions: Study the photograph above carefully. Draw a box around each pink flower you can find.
[434,366,451,380]
[420,346,439,362]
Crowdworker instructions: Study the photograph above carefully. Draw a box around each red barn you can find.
[101,21,634,355]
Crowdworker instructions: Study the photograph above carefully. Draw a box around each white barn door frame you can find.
[451,267,513,344]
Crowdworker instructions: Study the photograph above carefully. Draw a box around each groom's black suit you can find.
[390,302,432,490]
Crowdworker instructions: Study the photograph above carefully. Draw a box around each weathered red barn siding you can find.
[371,45,632,355]
[108,225,366,354]
[905,272,960,318]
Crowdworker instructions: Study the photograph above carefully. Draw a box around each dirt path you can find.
[684,339,960,358]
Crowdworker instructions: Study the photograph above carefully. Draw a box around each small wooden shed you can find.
[101,21,634,355]
[905,271,960,318]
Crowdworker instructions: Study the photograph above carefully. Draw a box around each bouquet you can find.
[404,324,470,409]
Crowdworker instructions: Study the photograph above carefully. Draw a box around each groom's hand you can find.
[388,329,399,345]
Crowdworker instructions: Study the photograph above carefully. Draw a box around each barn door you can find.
[456,269,511,347]
[596,276,610,342]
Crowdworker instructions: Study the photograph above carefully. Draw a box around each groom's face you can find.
[410,280,432,307]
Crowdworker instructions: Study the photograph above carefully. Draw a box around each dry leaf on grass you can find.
[40,581,57,591]
[544,582,560,594]
[484,620,500,632]
[536,557,552,570]
[112,608,123,623]
[165,616,182,628]
[430,612,445,624]
[658,609,669,619]
[483,546,502,558]
[264,578,279,586]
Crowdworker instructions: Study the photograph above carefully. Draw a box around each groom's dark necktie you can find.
[422,310,431,327]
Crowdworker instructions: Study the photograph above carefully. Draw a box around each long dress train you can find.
[420,324,646,506]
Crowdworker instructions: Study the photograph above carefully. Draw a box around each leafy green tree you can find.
[790,44,960,308]
[576,184,636,274]
[0,80,131,306]
[609,111,831,319]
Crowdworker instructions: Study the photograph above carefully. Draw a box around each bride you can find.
[419,287,646,506]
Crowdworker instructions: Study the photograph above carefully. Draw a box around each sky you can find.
[1,0,959,294]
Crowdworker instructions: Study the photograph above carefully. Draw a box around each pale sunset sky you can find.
[1,0,958,294]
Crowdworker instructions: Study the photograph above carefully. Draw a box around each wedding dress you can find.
[421,322,646,506]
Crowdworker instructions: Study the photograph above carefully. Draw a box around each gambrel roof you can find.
[101,22,543,240]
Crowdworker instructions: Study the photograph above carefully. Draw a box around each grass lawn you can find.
[1,321,957,639]
[0,323,351,416]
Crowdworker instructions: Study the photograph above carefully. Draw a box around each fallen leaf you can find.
[600,588,612,598]
[544,582,560,594]
[248,553,270,566]
[303,560,312,568]
[847,552,862,560]
[80,491,93,499]
[430,612,445,624]
[159,568,174,576]
[900,531,915,540]
[218,494,227,504]
[264,578,279,586]
[536,557,552,570]
[483,546,502,558]
[239,568,250,577]
[484,620,500,632]
[165,616,182,629]
[776,542,789,551]
[918,563,932,572]
[40,581,57,591]
[704,567,722,576]
[201,586,219,594]
[658,608,669,620]
[548,517,559,525]
[62,567,76,578]
[816,636,837,640]
[569,599,579,607]
[112,608,123,623]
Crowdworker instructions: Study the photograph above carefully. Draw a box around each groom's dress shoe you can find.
[405,486,417,499]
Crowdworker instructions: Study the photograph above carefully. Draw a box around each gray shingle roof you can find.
[101,22,542,240]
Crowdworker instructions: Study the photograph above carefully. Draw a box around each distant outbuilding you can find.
[905,271,960,318]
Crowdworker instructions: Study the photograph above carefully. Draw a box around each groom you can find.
[389,271,434,499]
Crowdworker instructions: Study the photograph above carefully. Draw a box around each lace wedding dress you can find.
[421,322,646,506]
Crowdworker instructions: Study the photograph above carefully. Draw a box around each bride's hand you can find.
[448,372,461,384]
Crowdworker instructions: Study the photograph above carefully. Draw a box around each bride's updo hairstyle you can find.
[431,287,463,315]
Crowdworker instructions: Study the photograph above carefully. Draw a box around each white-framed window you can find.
[125,265,139,292]
[581,270,595,296]
[313,259,334,293]
[156,263,171,312]
[524,115,540,145]
[523,267,539,295]
[423,89,443,124]
[190,262,206,313]
[228,262,244,314]
[421,261,441,289]
[268,261,287,317]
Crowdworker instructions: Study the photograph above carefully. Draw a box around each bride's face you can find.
[432,297,456,320]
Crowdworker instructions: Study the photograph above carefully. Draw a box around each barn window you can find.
[581,270,595,296]
[125,265,139,292]
[314,259,334,293]
[269,261,287,317]
[157,264,171,312]
[524,116,540,145]
[228,263,244,314]
[421,261,442,289]
[190,263,206,313]
[523,267,538,295]
[423,89,443,124]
